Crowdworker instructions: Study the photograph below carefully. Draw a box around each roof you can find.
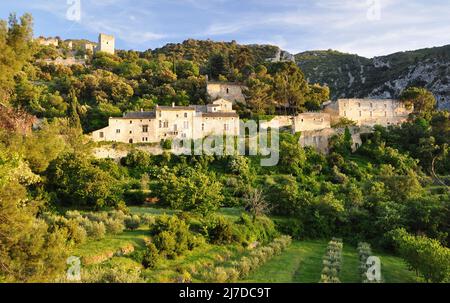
[122,111,156,119]
[156,106,196,111]
[202,112,239,118]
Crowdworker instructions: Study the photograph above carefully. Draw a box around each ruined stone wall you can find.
[293,113,331,133]
[325,98,412,127]
[299,126,370,154]
[207,82,246,103]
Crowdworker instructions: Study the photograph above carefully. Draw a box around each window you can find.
[129,131,132,134]
[184,113,188,118]
[116,129,121,134]
[370,103,373,108]
[130,121,133,124]
[224,124,229,131]
[174,124,178,132]
[202,123,205,131]
[129,139,133,143]
[183,121,189,129]
[142,125,148,133]
[142,137,148,142]
[359,111,362,117]
[358,103,361,107]
[99,132,104,138]
[159,120,162,128]
[164,121,169,128]
[226,88,229,94]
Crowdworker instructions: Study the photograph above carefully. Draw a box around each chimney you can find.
[172,102,175,108]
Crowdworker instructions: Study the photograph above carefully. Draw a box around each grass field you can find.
[243,240,419,283]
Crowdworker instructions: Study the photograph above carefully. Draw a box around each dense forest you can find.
[0,13,449,283]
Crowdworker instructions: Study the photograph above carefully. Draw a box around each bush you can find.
[124,215,141,230]
[319,238,343,283]
[151,215,203,258]
[66,219,87,244]
[142,242,160,269]
[138,213,155,227]
[389,228,450,283]
[83,266,144,283]
[203,215,234,244]
[104,218,125,234]
[85,221,106,240]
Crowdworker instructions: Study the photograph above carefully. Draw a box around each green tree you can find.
[46,153,124,208]
[400,87,436,119]
[0,147,69,282]
[155,167,223,215]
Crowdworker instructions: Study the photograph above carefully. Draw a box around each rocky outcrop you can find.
[296,45,450,110]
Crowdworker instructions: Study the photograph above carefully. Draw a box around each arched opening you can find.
[129,139,133,144]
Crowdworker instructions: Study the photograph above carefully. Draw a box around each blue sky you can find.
[1,0,449,58]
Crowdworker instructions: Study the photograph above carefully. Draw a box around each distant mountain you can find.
[296,45,450,109]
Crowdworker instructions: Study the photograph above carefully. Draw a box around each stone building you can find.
[293,112,331,133]
[206,82,246,104]
[324,98,412,127]
[92,99,239,144]
[96,33,115,55]
[36,37,59,47]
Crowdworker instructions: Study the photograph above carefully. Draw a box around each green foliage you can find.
[202,215,234,245]
[401,87,436,119]
[155,166,223,215]
[46,152,124,208]
[150,215,204,259]
[388,228,450,283]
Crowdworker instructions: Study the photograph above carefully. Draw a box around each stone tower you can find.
[96,33,115,55]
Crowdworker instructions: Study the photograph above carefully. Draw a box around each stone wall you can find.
[207,82,246,103]
[293,112,331,133]
[324,98,412,127]
[299,126,370,153]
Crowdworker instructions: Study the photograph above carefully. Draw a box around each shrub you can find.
[203,215,234,244]
[142,242,160,269]
[66,219,87,244]
[319,238,343,283]
[210,267,228,283]
[124,215,141,230]
[104,218,125,234]
[151,215,203,258]
[86,221,106,240]
[388,228,450,283]
[154,231,177,259]
[83,266,143,283]
[139,214,155,227]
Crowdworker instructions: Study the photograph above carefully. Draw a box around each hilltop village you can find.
[34,33,413,154]
[93,79,412,153]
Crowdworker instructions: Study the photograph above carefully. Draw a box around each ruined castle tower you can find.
[96,33,115,55]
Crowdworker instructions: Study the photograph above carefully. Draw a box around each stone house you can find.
[92,99,239,143]
[324,98,412,127]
